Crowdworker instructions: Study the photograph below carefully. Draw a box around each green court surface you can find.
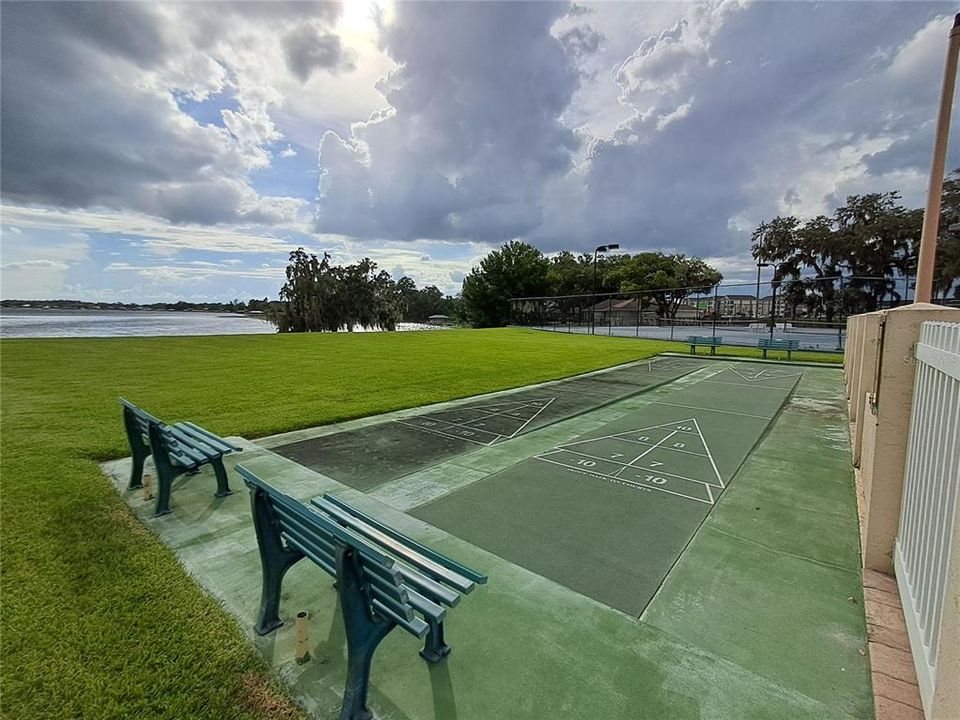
[104,356,872,719]
[412,363,801,615]
[273,356,704,490]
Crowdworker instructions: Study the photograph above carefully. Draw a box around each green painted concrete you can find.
[642,367,873,718]
[411,364,800,615]
[102,357,871,720]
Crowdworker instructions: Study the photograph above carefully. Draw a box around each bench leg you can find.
[211,458,233,498]
[154,466,178,517]
[337,544,395,720]
[122,407,150,490]
[128,448,148,490]
[147,423,182,516]
[421,619,451,664]
[249,487,303,635]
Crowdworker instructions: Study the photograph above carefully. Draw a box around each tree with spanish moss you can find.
[269,248,404,332]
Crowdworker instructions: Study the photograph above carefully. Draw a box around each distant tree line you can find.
[0,298,270,313]
[460,240,722,327]
[750,171,960,320]
[268,248,461,332]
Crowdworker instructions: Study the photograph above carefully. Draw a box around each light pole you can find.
[769,278,780,340]
[915,14,960,303]
[592,244,620,335]
[755,261,772,320]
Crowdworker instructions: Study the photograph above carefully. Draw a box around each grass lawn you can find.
[0,328,841,718]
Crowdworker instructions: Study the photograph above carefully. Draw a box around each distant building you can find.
[715,294,758,317]
[427,314,452,326]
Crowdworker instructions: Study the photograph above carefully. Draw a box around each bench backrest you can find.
[121,399,239,467]
[758,338,799,348]
[686,335,722,343]
[121,398,163,436]
[238,466,479,638]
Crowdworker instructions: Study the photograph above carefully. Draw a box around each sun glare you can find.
[338,0,393,42]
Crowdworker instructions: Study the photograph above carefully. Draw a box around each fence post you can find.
[712,285,718,339]
[636,292,641,338]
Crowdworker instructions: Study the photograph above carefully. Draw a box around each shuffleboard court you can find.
[272,356,705,490]
[412,362,802,616]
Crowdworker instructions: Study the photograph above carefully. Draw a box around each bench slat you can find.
[281,535,416,626]
[161,430,211,465]
[322,494,488,586]
[120,398,163,425]
[180,421,242,453]
[395,565,461,608]
[403,585,446,623]
[248,479,398,573]
[371,599,429,639]
[273,507,419,613]
[314,496,479,593]
[267,500,397,574]
[166,427,221,461]
[271,505,413,611]
[173,423,234,455]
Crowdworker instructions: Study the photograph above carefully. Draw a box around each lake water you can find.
[0,309,443,339]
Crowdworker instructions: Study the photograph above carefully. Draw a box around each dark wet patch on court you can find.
[271,357,706,491]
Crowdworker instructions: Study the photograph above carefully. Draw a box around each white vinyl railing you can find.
[896,321,960,714]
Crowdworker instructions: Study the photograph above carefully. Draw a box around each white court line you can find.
[502,397,556,438]
[698,379,800,391]
[556,420,700,449]
[394,419,498,446]
[545,447,718,487]
[605,436,709,458]
[649,401,774,420]
[612,460,720,488]
[729,366,802,383]
[429,398,552,425]
[534,456,714,505]
[626,430,679,466]
[693,417,725,489]
[419,398,553,436]
[409,412,508,437]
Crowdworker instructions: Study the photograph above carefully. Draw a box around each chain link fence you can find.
[509,276,955,352]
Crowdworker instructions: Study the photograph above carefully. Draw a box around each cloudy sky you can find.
[1,1,956,302]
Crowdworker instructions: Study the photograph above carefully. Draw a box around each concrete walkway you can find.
[103,359,872,719]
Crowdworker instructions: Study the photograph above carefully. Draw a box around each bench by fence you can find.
[121,399,241,517]
[686,335,723,355]
[757,338,800,359]
[238,466,487,720]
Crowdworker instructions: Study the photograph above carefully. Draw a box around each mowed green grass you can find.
[0,328,840,719]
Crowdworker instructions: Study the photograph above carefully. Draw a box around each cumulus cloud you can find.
[0,2,343,226]
[283,24,355,82]
[315,2,581,242]
[529,1,957,267]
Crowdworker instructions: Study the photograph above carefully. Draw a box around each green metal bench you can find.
[758,337,800,360]
[238,466,487,720]
[121,398,241,517]
[686,335,724,355]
